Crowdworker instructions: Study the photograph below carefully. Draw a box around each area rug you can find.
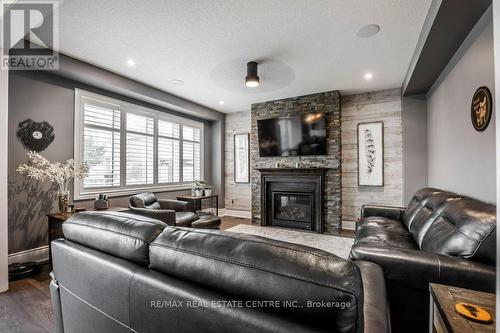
[226,224,354,259]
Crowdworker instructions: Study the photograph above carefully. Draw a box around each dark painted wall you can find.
[8,67,224,254]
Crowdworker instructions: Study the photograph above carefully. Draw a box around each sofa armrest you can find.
[361,205,406,221]
[350,245,496,293]
[355,261,390,333]
[128,207,176,225]
[49,273,64,333]
[158,199,188,212]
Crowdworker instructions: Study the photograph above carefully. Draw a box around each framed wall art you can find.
[471,86,492,131]
[234,133,250,183]
[357,121,384,186]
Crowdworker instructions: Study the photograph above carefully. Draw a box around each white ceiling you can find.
[56,0,432,113]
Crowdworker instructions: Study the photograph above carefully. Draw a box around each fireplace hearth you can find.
[258,168,327,233]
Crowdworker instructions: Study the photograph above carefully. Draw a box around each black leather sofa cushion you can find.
[354,217,418,250]
[150,227,364,333]
[63,211,166,265]
[420,197,497,265]
[406,191,463,246]
[404,188,444,228]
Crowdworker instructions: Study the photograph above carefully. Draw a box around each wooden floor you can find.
[0,265,53,333]
[219,215,252,230]
[0,216,354,333]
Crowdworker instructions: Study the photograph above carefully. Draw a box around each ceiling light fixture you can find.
[126,59,135,67]
[364,72,373,80]
[357,24,380,38]
[171,79,184,86]
[245,61,260,88]
[219,100,225,105]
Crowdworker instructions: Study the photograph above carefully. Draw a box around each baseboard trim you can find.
[342,221,356,231]
[8,245,49,265]
[220,209,251,219]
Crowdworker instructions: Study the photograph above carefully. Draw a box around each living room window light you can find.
[74,89,204,200]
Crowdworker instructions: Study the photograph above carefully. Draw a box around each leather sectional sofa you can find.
[350,188,496,333]
[50,211,390,333]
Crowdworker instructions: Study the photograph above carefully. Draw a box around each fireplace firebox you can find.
[258,168,327,233]
[272,191,313,230]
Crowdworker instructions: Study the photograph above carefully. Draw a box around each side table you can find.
[176,194,219,216]
[429,283,495,333]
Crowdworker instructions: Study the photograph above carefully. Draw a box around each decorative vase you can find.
[204,189,212,196]
[194,189,203,197]
[58,191,70,213]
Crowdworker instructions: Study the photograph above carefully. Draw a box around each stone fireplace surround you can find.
[250,91,341,234]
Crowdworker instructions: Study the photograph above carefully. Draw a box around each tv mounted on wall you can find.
[257,113,327,157]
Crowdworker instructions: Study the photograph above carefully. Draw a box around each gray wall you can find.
[402,94,428,204]
[427,18,496,203]
[9,68,224,254]
[225,111,251,211]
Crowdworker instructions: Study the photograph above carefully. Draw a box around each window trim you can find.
[74,89,204,200]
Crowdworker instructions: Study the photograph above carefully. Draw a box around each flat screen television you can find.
[257,113,326,157]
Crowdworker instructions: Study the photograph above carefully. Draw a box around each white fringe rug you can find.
[226,224,354,259]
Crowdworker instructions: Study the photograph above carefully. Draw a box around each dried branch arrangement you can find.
[17,151,89,193]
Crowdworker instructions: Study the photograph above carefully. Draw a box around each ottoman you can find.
[191,215,222,230]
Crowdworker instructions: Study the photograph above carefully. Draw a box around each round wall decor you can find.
[16,119,55,152]
[470,86,492,131]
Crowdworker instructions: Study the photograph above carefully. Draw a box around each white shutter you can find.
[182,125,201,182]
[75,90,205,198]
[158,119,180,183]
[82,101,121,188]
[126,112,154,185]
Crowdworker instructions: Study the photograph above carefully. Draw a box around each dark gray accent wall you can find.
[250,91,342,234]
[8,61,224,254]
[403,0,491,95]
[402,94,428,204]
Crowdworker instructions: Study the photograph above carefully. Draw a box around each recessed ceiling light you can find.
[364,72,373,80]
[126,58,135,66]
[219,100,225,105]
[171,79,184,86]
[357,24,380,38]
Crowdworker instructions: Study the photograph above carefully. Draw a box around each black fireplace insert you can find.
[259,168,327,233]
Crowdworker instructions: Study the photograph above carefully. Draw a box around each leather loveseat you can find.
[50,211,390,333]
[349,188,496,333]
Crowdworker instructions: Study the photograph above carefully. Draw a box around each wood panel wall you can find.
[224,111,251,211]
[341,89,404,224]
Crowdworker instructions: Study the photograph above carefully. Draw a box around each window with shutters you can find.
[74,89,204,199]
